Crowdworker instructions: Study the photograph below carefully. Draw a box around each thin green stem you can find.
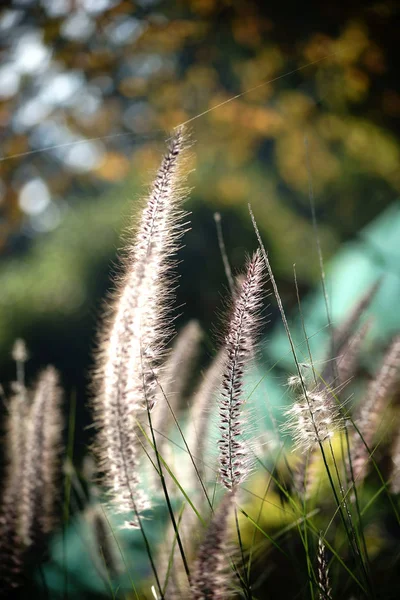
[234,504,252,600]
[144,390,191,585]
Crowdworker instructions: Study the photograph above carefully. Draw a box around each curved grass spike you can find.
[190,493,235,600]
[390,426,400,494]
[0,383,28,592]
[157,501,198,599]
[317,536,332,600]
[19,366,63,546]
[86,504,123,582]
[283,381,343,454]
[321,280,380,389]
[148,321,203,508]
[0,363,63,594]
[335,319,372,388]
[187,349,226,483]
[218,249,265,491]
[152,320,203,450]
[92,126,190,526]
[350,334,400,484]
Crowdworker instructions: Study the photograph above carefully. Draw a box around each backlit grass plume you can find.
[0,362,62,593]
[320,280,379,388]
[187,349,225,481]
[218,250,265,491]
[20,366,63,546]
[190,493,235,600]
[390,426,400,494]
[93,127,190,525]
[336,320,371,387]
[0,383,28,590]
[317,536,332,600]
[350,334,400,483]
[150,320,203,495]
[284,373,343,454]
[152,319,203,447]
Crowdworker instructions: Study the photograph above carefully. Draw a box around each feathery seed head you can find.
[317,536,332,600]
[218,250,265,491]
[0,365,63,592]
[287,375,303,391]
[93,128,191,524]
[0,384,28,544]
[87,504,123,579]
[190,493,235,600]
[185,349,226,485]
[11,339,28,363]
[350,334,400,483]
[152,319,203,439]
[335,319,371,386]
[284,378,342,453]
[19,366,63,546]
[321,280,380,388]
[390,427,400,494]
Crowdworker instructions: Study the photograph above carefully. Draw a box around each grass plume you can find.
[317,536,332,600]
[190,493,235,600]
[19,366,63,545]
[350,334,400,483]
[218,249,265,491]
[92,127,190,525]
[284,376,343,454]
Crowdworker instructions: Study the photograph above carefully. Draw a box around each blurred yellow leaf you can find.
[94,152,131,182]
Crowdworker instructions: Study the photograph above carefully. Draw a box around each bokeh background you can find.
[1,0,399,455]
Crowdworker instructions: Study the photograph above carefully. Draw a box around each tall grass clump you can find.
[1,130,400,600]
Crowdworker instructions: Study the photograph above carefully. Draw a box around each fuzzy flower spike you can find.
[218,249,265,491]
[20,366,63,546]
[317,536,332,600]
[284,371,343,454]
[351,334,400,482]
[190,492,235,600]
[93,127,190,524]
